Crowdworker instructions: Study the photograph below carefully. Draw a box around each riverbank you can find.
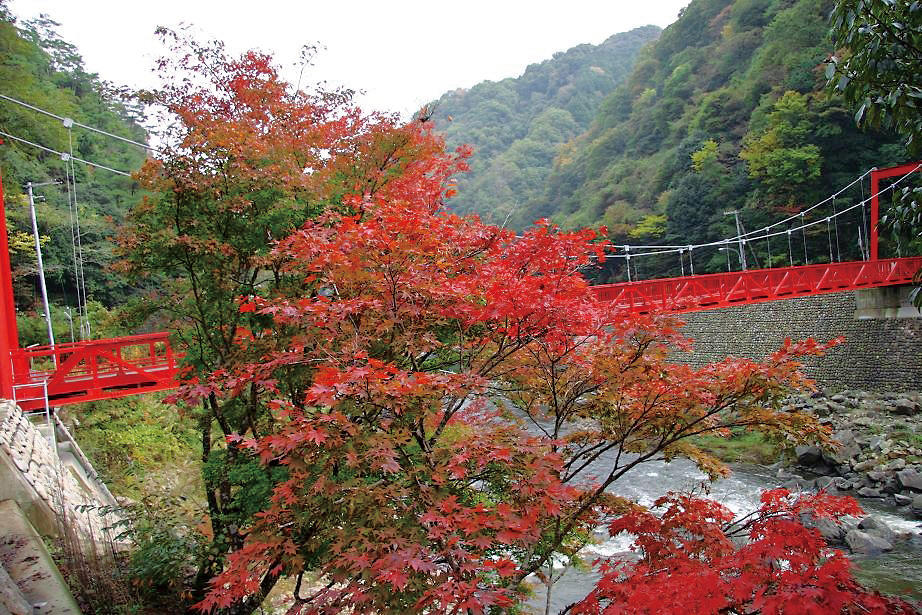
[694,390,922,562]
[782,390,922,515]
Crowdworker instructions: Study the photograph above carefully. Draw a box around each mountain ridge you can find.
[431,25,662,226]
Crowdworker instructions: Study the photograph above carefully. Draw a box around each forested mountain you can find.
[0,2,148,319]
[521,0,908,277]
[430,25,661,226]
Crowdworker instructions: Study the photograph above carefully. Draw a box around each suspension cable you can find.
[857,221,865,260]
[801,212,808,265]
[860,179,870,260]
[787,230,794,266]
[61,153,82,340]
[765,229,772,267]
[0,129,132,177]
[605,163,921,264]
[0,92,161,154]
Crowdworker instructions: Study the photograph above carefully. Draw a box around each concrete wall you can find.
[676,288,922,391]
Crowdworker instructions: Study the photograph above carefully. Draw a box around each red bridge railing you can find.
[591,256,922,315]
[10,332,180,411]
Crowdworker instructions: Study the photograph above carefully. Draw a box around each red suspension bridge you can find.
[0,161,920,411]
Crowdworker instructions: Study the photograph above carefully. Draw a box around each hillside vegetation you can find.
[0,4,149,327]
[431,25,661,226]
[524,0,908,277]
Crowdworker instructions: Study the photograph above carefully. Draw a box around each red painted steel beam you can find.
[0,139,182,409]
[591,257,922,315]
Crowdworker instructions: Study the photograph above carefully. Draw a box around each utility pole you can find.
[724,209,747,271]
[26,181,60,360]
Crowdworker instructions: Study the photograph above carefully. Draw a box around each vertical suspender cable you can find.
[860,181,870,260]
[765,226,772,269]
[61,152,82,326]
[826,217,834,262]
[63,150,90,340]
[787,229,794,266]
[800,212,808,264]
[832,196,841,261]
[688,246,695,276]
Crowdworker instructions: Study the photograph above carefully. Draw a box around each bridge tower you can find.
[0,167,19,399]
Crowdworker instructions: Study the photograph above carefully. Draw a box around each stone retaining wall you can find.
[676,290,922,391]
[0,399,113,542]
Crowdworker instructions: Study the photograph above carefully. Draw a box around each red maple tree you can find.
[573,489,915,615]
[127,37,919,615]
[119,32,466,611]
[178,157,906,614]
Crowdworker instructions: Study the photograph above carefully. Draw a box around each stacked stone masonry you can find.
[677,291,922,391]
[0,399,112,542]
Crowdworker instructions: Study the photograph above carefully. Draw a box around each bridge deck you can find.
[590,257,922,314]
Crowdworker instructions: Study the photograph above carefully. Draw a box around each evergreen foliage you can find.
[0,2,149,311]
[430,26,661,228]
[827,0,922,153]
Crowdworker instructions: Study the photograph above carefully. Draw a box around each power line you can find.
[0,129,132,177]
[0,92,161,154]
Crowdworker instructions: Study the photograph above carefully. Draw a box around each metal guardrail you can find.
[11,332,180,410]
[12,378,55,450]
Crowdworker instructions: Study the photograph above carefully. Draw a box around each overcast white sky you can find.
[9,1,688,116]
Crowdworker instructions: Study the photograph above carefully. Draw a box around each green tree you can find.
[827,0,922,152]
[740,91,822,206]
[827,0,922,308]
[0,4,149,311]
[691,139,721,177]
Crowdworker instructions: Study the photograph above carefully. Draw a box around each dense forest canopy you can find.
[0,1,149,340]
[528,0,910,275]
[429,0,913,282]
[430,25,661,228]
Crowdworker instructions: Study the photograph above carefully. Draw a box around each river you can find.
[526,458,922,613]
